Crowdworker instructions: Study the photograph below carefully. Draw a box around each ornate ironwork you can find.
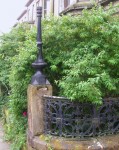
[44,96,119,138]
[31,6,47,85]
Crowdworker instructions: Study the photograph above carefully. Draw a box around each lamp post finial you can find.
[31,6,47,85]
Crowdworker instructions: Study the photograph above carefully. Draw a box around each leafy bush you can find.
[0,24,30,89]
[0,24,33,150]
[43,6,119,104]
[0,5,119,149]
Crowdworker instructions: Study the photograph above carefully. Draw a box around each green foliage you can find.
[0,24,30,89]
[0,23,33,150]
[42,6,119,104]
[0,95,8,117]
[0,5,119,149]
[5,27,36,149]
[4,115,27,150]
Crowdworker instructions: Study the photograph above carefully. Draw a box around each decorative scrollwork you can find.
[44,96,119,138]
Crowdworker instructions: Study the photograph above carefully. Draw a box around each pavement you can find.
[0,122,10,150]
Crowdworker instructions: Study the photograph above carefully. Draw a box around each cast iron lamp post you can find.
[31,6,47,85]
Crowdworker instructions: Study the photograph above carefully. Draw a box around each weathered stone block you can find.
[28,134,119,150]
[27,84,52,136]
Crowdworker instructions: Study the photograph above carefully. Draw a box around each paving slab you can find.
[0,122,10,150]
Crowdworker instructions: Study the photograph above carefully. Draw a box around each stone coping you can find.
[28,132,119,150]
[60,0,119,15]
[60,2,93,15]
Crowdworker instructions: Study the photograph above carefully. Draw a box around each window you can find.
[59,0,70,12]
[44,0,50,16]
[64,0,70,8]
[32,5,34,21]
[27,9,30,21]
[36,0,39,7]
[50,0,54,14]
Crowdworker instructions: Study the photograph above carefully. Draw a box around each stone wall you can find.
[27,83,119,150]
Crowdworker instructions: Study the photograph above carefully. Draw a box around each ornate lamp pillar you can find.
[27,7,52,148]
[31,6,47,85]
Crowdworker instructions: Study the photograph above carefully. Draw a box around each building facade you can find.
[16,0,119,25]
[17,0,82,24]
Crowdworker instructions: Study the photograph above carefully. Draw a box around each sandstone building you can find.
[16,0,119,26]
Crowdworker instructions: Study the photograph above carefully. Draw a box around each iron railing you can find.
[44,96,119,138]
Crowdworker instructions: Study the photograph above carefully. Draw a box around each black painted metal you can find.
[44,96,119,138]
[31,6,47,85]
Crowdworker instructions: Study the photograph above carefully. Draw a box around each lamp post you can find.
[31,6,47,85]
